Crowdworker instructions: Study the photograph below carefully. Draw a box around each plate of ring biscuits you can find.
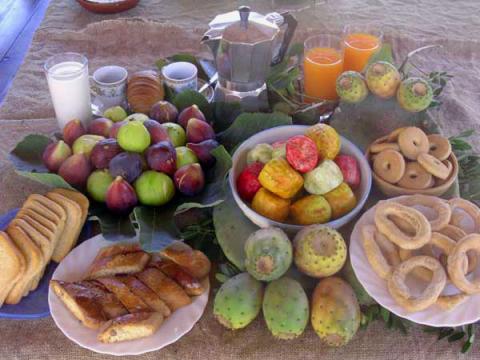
[0,188,89,319]
[48,237,211,355]
[366,126,458,197]
[350,194,480,327]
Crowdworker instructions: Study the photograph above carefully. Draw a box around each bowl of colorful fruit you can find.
[229,124,372,232]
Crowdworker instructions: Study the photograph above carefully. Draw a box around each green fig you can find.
[87,169,114,202]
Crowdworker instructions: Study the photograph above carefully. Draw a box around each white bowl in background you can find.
[229,125,372,233]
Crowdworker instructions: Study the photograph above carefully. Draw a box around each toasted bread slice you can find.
[160,242,211,279]
[136,268,191,311]
[0,232,26,307]
[5,225,43,304]
[24,194,66,225]
[17,213,59,251]
[97,312,164,343]
[117,275,171,317]
[8,218,51,290]
[46,192,82,262]
[87,252,150,279]
[51,188,89,225]
[96,277,151,313]
[77,281,128,319]
[149,254,204,296]
[50,280,107,329]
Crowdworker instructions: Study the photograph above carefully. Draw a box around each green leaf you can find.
[88,203,137,242]
[213,186,259,270]
[448,331,466,342]
[217,112,292,151]
[287,42,304,57]
[172,90,212,120]
[9,134,51,172]
[364,43,395,71]
[215,273,230,283]
[438,328,455,340]
[15,170,73,189]
[380,307,390,323]
[212,101,243,132]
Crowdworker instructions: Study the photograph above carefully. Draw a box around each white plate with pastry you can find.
[49,235,210,356]
[350,195,480,327]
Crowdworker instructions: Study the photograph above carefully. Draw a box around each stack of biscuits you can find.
[127,70,164,114]
[50,242,211,343]
[0,188,89,307]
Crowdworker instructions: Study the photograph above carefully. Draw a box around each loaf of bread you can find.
[88,252,150,279]
[160,242,211,279]
[97,312,164,343]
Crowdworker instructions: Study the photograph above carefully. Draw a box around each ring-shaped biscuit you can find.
[436,293,468,311]
[373,150,406,184]
[449,198,480,234]
[361,225,393,279]
[398,127,430,160]
[398,245,435,282]
[447,234,480,294]
[417,153,450,180]
[428,134,452,161]
[387,255,446,312]
[395,195,451,231]
[387,127,408,142]
[397,162,433,190]
[375,202,431,250]
[370,142,401,153]
[438,224,467,241]
[375,231,401,266]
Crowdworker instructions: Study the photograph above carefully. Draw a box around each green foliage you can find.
[424,324,476,353]
[360,304,408,334]
[9,134,51,172]
[172,89,213,120]
[89,204,136,242]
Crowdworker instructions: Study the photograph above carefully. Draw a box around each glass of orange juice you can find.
[343,25,383,72]
[303,34,344,101]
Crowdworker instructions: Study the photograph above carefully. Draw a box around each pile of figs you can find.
[42,101,218,213]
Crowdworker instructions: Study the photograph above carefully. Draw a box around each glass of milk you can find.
[44,53,92,129]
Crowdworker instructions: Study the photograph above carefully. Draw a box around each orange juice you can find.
[343,33,380,72]
[303,47,343,101]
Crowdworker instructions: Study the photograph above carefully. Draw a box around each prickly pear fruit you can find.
[244,228,292,281]
[336,71,368,103]
[365,61,401,99]
[290,195,332,225]
[246,143,273,165]
[272,141,286,159]
[263,277,309,339]
[236,162,264,202]
[397,77,433,112]
[305,123,341,160]
[311,277,361,347]
[213,273,263,330]
[293,225,347,277]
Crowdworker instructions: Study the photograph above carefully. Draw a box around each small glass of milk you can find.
[44,53,92,129]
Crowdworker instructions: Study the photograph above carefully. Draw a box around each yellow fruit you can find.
[324,183,357,219]
[251,188,290,222]
[305,124,341,160]
[290,195,332,225]
[258,158,304,199]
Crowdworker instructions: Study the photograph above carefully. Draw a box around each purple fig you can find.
[106,176,138,214]
[90,138,122,169]
[109,120,128,139]
[109,152,143,183]
[146,141,177,175]
[186,118,215,143]
[143,120,171,144]
[177,105,206,129]
[42,140,72,172]
[187,139,219,167]
[88,117,113,137]
[58,153,92,189]
[63,119,86,146]
[174,163,205,196]
[150,101,178,124]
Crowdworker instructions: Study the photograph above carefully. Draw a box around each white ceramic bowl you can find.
[229,125,372,233]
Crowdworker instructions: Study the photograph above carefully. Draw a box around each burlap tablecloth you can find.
[1,1,480,359]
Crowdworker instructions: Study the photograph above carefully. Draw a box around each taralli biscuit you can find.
[447,234,480,294]
[370,142,400,154]
[398,244,435,282]
[374,230,401,267]
[387,256,446,312]
[398,127,430,160]
[438,225,466,241]
[373,149,406,184]
[428,134,452,161]
[361,225,394,279]
[386,127,408,142]
[375,202,431,250]
[417,153,450,180]
[448,198,480,234]
[397,162,433,190]
[395,195,451,231]
[434,160,453,187]
[436,293,468,311]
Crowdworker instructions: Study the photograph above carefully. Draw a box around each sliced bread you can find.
[87,252,150,279]
[0,232,26,306]
[95,277,152,313]
[97,312,164,343]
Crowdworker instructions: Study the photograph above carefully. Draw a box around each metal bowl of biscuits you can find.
[366,127,458,197]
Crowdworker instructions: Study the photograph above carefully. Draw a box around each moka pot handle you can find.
[272,12,298,66]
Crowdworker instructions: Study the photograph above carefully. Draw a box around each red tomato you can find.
[285,135,319,173]
[236,162,264,201]
[334,154,361,189]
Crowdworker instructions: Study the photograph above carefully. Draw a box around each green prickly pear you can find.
[365,61,401,99]
[263,277,309,339]
[397,77,433,112]
[311,276,361,347]
[244,228,293,281]
[213,273,263,330]
[336,71,368,103]
[293,225,347,278]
